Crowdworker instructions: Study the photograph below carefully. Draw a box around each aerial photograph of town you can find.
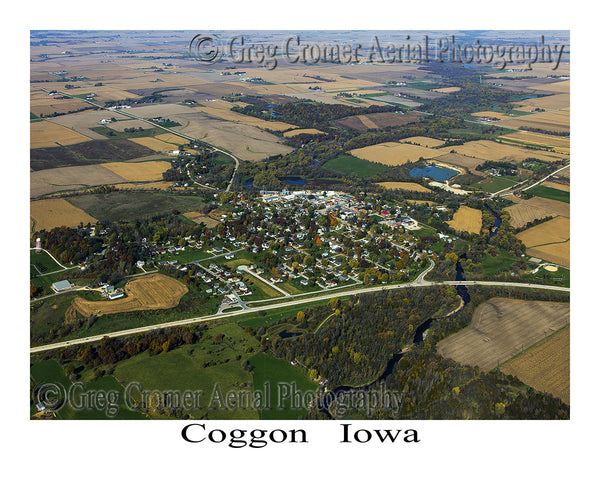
[29,29,572,423]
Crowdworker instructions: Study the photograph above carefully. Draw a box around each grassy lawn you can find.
[526,185,570,204]
[249,352,317,420]
[480,251,520,276]
[113,322,260,419]
[324,154,390,178]
[473,175,523,193]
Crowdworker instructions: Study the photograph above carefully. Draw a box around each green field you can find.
[526,185,570,204]
[30,250,63,276]
[113,322,260,419]
[480,251,520,276]
[67,191,211,222]
[30,359,146,419]
[324,154,390,178]
[249,352,317,420]
[473,175,522,193]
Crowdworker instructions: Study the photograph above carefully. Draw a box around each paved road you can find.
[30,266,569,354]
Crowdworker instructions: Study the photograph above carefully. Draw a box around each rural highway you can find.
[30,260,568,354]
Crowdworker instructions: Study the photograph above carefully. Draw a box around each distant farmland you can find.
[437,298,570,371]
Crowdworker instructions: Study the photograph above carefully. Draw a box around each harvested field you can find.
[182,211,220,228]
[333,112,422,132]
[71,274,188,317]
[526,242,570,268]
[129,137,177,152]
[494,108,570,134]
[283,128,324,137]
[501,326,569,404]
[30,90,90,117]
[31,164,127,197]
[101,161,170,182]
[372,95,422,107]
[431,152,487,172]
[154,133,187,144]
[377,182,431,192]
[499,131,570,154]
[66,139,156,161]
[437,140,566,164]
[30,198,97,231]
[103,119,150,132]
[531,80,570,93]
[378,86,445,100]
[432,86,461,93]
[194,102,297,131]
[505,196,570,228]
[446,206,482,234]
[472,111,514,120]
[30,121,92,149]
[400,136,445,148]
[517,216,570,247]
[437,298,570,371]
[44,110,131,139]
[349,142,438,166]
[513,93,570,112]
[541,181,570,192]
[113,181,175,191]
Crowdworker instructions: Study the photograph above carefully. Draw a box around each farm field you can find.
[333,112,422,132]
[494,108,570,133]
[512,93,570,112]
[400,136,445,148]
[31,198,97,231]
[526,185,570,203]
[66,191,209,222]
[531,80,570,93]
[349,142,438,166]
[431,86,461,93]
[324,154,390,178]
[283,128,324,137]
[498,131,570,154]
[71,273,188,317]
[446,206,482,234]
[194,101,298,131]
[130,136,179,152]
[44,110,134,139]
[182,211,221,228]
[377,182,431,192]
[516,216,570,267]
[30,164,126,197]
[430,152,487,171]
[101,160,170,182]
[541,181,570,192]
[112,181,175,191]
[504,195,569,227]
[501,326,569,404]
[436,140,567,164]
[30,89,90,117]
[30,121,92,149]
[471,111,514,120]
[436,298,570,371]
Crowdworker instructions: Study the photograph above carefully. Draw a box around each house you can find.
[108,291,125,300]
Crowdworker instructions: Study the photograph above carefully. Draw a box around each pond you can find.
[409,165,458,182]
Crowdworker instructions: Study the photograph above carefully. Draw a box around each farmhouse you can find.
[51,280,72,292]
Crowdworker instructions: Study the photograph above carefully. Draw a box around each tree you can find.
[296,311,305,322]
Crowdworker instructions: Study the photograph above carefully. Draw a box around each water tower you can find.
[35,238,42,253]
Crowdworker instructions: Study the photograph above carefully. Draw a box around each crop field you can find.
[513,93,570,112]
[533,80,570,93]
[436,298,570,371]
[526,185,570,203]
[283,128,324,137]
[194,101,297,131]
[541,181,570,192]
[377,182,431,192]
[400,136,445,148]
[66,191,209,222]
[31,198,97,231]
[332,112,422,132]
[44,110,134,139]
[182,211,221,228]
[505,195,570,227]
[66,139,156,161]
[30,89,90,116]
[501,326,569,404]
[437,140,567,164]
[498,131,570,154]
[349,142,438,166]
[72,273,188,317]
[494,108,570,134]
[30,121,92,149]
[101,160,170,182]
[446,206,482,234]
[430,152,487,171]
[129,136,178,152]
[31,164,127,197]
[431,86,462,93]
[324,154,390,178]
[516,216,570,267]
[113,181,175,191]
[102,119,151,132]
[471,111,514,120]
